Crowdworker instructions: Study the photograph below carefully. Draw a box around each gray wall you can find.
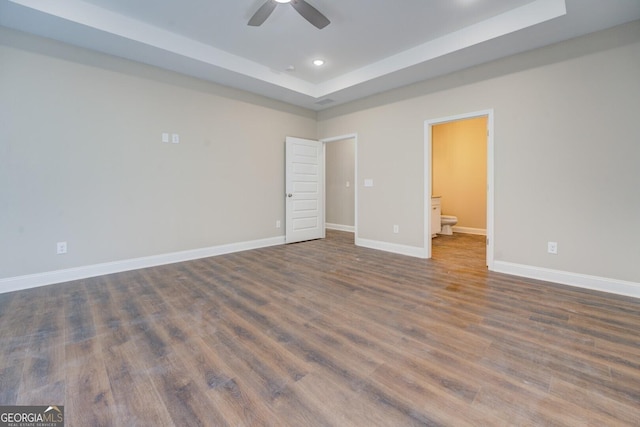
[2,21,640,290]
[325,138,355,228]
[0,27,316,279]
[318,21,640,284]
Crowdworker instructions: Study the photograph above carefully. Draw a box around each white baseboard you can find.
[326,223,355,233]
[493,261,640,299]
[452,226,486,235]
[7,237,637,301]
[0,236,286,295]
[356,237,427,259]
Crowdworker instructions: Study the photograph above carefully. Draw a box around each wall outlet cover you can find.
[56,241,67,254]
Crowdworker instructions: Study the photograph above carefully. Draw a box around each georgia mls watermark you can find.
[0,406,64,427]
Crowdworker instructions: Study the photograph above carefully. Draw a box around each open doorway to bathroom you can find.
[424,110,494,269]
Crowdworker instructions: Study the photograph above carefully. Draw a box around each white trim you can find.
[486,112,495,269]
[424,120,432,259]
[493,261,640,299]
[315,0,566,97]
[6,0,565,100]
[356,237,428,259]
[425,109,494,269]
[452,226,486,235]
[0,236,285,295]
[326,223,355,233]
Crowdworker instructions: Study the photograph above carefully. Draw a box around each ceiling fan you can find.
[248,0,330,29]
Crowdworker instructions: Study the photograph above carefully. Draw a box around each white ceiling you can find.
[2,0,640,110]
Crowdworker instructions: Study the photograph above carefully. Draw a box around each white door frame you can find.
[424,110,494,269]
[320,133,358,241]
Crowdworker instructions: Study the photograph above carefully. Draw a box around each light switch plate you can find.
[364,179,374,187]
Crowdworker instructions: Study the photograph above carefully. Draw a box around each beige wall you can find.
[319,21,640,284]
[326,138,355,227]
[0,27,316,279]
[432,117,487,231]
[2,21,640,289]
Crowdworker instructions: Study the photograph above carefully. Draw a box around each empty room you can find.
[1,0,640,425]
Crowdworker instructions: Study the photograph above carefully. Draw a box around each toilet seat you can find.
[441,215,457,224]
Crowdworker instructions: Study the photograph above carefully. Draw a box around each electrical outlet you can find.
[547,241,558,254]
[276,220,281,229]
[171,133,180,144]
[56,241,67,254]
[393,225,399,234]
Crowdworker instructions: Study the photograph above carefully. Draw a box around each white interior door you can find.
[285,137,325,243]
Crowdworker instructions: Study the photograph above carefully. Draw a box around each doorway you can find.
[285,134,358,244]
[424,111,494,269]
[322,133,358,241]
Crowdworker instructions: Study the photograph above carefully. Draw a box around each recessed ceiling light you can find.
[313,59,325,66]
[274,0,291,3]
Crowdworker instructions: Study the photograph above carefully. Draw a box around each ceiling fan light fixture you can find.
[248,0,330,29]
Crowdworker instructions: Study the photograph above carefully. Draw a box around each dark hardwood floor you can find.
[1,230,639,426]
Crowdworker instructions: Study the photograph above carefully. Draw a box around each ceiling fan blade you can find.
[248,0,277,26]
[291,0,330,29]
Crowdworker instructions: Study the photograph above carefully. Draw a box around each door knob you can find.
[287,193,293,198]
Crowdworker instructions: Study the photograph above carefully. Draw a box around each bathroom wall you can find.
[325,138,355,229]
[432,117,487,233]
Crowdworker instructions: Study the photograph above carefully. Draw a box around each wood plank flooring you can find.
[1,230,639,426]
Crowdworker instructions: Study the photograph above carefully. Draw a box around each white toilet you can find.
[440,215,458,235]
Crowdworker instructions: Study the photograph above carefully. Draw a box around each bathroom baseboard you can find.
[326,223,355,233]
[0,236,285,295]
[493,261,640,299]
[452,226,486,235]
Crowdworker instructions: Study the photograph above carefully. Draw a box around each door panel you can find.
[285,137,324,243]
